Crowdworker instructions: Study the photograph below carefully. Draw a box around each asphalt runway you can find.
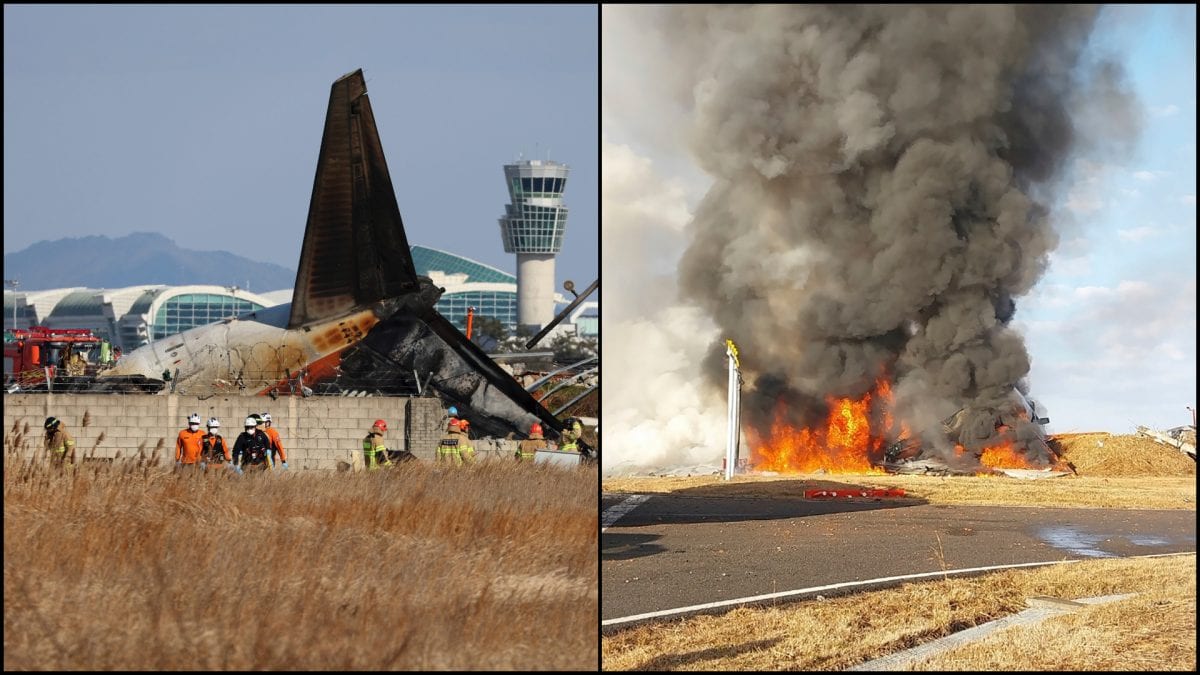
[601,492,1197,624]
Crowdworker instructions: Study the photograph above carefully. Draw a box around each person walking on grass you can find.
[233,416,272,473]
[516,422,547,462]
[437,419,475,466]
[175,413,205,473]
[200,417,233,471]
[558,417,584,453]
[260,412,288,470]
[43,416,76,469]
[362,419,392,471]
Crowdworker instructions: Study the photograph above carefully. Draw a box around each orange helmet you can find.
[530,422,543,435]
[373,419,387,432]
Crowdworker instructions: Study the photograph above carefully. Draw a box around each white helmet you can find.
[207,418,220,429]
[244,416,257,428]
[261,412,272,424]
[188,413,201,425]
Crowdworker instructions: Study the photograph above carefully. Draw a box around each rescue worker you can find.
[200,417,232,470]
[175,413,206,472]
[362,419,391,471]
[437,419,475,466]
[233,416,272,472]
[43,416,76,468]
[260,412,288,470]
[98,339,112,367]
[447,405,471,437]
[65,347,87,377]
[559,417,584,453]
[516,422,547,462]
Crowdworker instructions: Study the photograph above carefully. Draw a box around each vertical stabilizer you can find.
[288,69,420,328]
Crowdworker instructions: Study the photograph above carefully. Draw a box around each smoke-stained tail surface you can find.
[289,69,421,329]
[284,68,584,451]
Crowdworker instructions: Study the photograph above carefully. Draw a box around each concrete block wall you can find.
[406,396,447,461]
[2,393,452,472]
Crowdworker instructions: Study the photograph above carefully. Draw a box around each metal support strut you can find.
[724,339,741,481]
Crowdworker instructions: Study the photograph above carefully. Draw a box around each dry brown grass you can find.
[602,554,1196,671]
[4,457,598,670]
[603,472,1196,510]
[603,433,1197,510]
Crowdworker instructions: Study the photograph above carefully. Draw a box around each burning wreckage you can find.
[649,6,1134,480]
[741,374,1066,478]
[879,389,1059,476]
[50,68,591,456]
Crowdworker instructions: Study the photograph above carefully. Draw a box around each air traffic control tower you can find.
[499,159,569,332]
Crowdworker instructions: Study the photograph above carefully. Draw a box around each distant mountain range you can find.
[3,233,296,292]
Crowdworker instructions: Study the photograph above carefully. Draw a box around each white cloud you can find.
[1025,282,1076,309]
[1063,160,1121,214]
[1026,276,1197,432]
[1131,169,1169,182]
[1046,249,1091,277]
[1117,225,1159,242]
[1061,278,1194,363]
[1065,188,1105,214]
[1150,104,1180,117]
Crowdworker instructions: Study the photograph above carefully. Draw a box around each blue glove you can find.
[175,461,182,469]
[200,462,207,470]
[281,462,289,470]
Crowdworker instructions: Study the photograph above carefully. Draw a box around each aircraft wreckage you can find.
[77,68,591,455]
[744,382,1063,477]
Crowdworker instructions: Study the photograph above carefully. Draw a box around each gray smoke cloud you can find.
[659,5,1140,462]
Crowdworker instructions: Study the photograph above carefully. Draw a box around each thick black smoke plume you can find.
[668,6,1139,460]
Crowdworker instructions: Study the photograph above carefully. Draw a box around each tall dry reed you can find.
[4,457,598,670]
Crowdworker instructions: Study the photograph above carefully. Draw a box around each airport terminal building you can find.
[3,285,286,352]
[4,247,593,351]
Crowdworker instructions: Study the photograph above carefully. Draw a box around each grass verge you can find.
[4,457,598,670]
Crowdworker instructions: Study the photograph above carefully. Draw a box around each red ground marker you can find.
[804,488,907,499]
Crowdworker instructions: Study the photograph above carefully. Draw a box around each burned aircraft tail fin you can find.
[288,68,421,329]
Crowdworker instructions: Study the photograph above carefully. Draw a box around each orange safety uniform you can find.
[201,433,232,464]
[176,427,206,464]
[264,426,287,464]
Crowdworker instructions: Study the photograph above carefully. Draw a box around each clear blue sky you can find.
[3,4,598,291]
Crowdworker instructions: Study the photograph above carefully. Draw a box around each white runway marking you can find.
[601,553,1190,629]
[601,494,650,532]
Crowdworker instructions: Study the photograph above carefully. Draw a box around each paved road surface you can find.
[602,492,1196,623]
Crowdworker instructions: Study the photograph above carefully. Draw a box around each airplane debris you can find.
[1136,425,1197,461]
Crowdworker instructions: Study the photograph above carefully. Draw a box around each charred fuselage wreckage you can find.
[657,6,1135,475]
[91,69,589,455]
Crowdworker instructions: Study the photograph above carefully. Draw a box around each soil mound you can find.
[1050,432,1196,477]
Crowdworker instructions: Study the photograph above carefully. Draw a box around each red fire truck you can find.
[3,326,109,390]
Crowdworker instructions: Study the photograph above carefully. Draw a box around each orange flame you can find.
[978,438,1040,470]
[748,377,1050,475]
[749,378,901,475]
